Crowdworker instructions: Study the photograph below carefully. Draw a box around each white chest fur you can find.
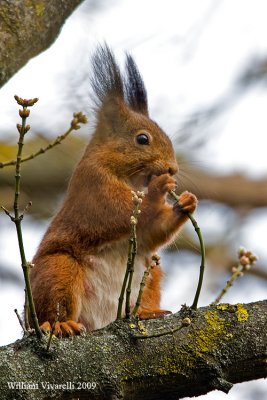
[80,242,145,330]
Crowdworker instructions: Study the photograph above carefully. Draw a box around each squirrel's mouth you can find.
[144,173,153,187]
[128,173,150,192]
[129,168,174,192]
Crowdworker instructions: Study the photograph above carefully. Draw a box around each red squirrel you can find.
[30,45,198,336]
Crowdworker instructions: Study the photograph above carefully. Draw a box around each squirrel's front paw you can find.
[40,320,86,337]
[173,191,198,214]
[147,174,177,201]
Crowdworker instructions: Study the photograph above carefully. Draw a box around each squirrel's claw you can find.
[40,320,86,337]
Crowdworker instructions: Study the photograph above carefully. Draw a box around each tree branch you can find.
[0,301,266,400]
[0,0,84,88]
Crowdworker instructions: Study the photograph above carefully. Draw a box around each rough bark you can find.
[0,301,266,400]
[0,0,84,88]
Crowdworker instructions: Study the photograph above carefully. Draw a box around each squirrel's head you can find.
[88,44,178,190]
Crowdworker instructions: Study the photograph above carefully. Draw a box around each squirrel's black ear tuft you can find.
[124,54,148,115]
[91,44,148,115]
[91,44,124,105]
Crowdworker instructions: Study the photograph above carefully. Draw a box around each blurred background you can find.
[0,0,266,398]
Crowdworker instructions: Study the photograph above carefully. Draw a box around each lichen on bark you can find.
[0,301,266,400]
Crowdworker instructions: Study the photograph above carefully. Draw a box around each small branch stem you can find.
[125,225,137,319]
[14,309,26,333]
[212,248,257,305]
[132,263,153,317]
[212,266,243,305]
[16,109,42,339]
[169,190,206,310]
[117,267,130,320]
[132,318,191,339]
[1,103,87,339]
[2,96,43,339]
[117,192,143,320]
[0,111,87,168]
[24,289,30,331]
[117,221,137,320]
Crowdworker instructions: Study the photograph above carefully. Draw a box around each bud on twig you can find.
[213,246,258,305]
[27,262,35,268]
[239,256,250,266]
[71,112,88,130]
[19,108,30,118]
[26,98,39,106]
[130,216,137,225]
[152,254,161,266]
[73,111,88,124]
[14,95,38,107]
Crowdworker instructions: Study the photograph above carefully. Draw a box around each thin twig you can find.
[132,264,152,317]
[212,247,257,305]
[14,309,26,333]
[2,96,42,339]
[125,192,144,318]
[132,254,160,317]
[117,191,144,320]
[21,201,32,217]
[169,190,206,310]
[1,206,13,219]
[125,221,137,319]
[0,112,87,168]
[132,317,192,339]
[117,261,131,320]
[117,233,136,320]
[24,288,30,331]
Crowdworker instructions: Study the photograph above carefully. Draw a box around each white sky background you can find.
[1,0,267,178]
[0,1,267,398]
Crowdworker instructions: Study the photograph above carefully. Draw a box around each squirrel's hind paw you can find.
[40,320,86,337]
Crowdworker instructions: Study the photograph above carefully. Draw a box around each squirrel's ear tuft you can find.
[124,54,148,115]
[91,44,124,106]
[91,44,148,116]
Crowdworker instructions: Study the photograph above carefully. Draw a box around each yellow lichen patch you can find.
[236,303,249,322]
[154,350,195,377]
[192,311,230,358]
[216,304,229,311]
[35,2,45,17]
[137,321,148,336]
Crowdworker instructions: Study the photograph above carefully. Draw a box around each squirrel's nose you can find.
[168,163,178,176]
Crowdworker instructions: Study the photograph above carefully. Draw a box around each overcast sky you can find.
[1,0,267,175]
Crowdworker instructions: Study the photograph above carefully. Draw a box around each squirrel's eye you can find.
[136,133,149,145]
